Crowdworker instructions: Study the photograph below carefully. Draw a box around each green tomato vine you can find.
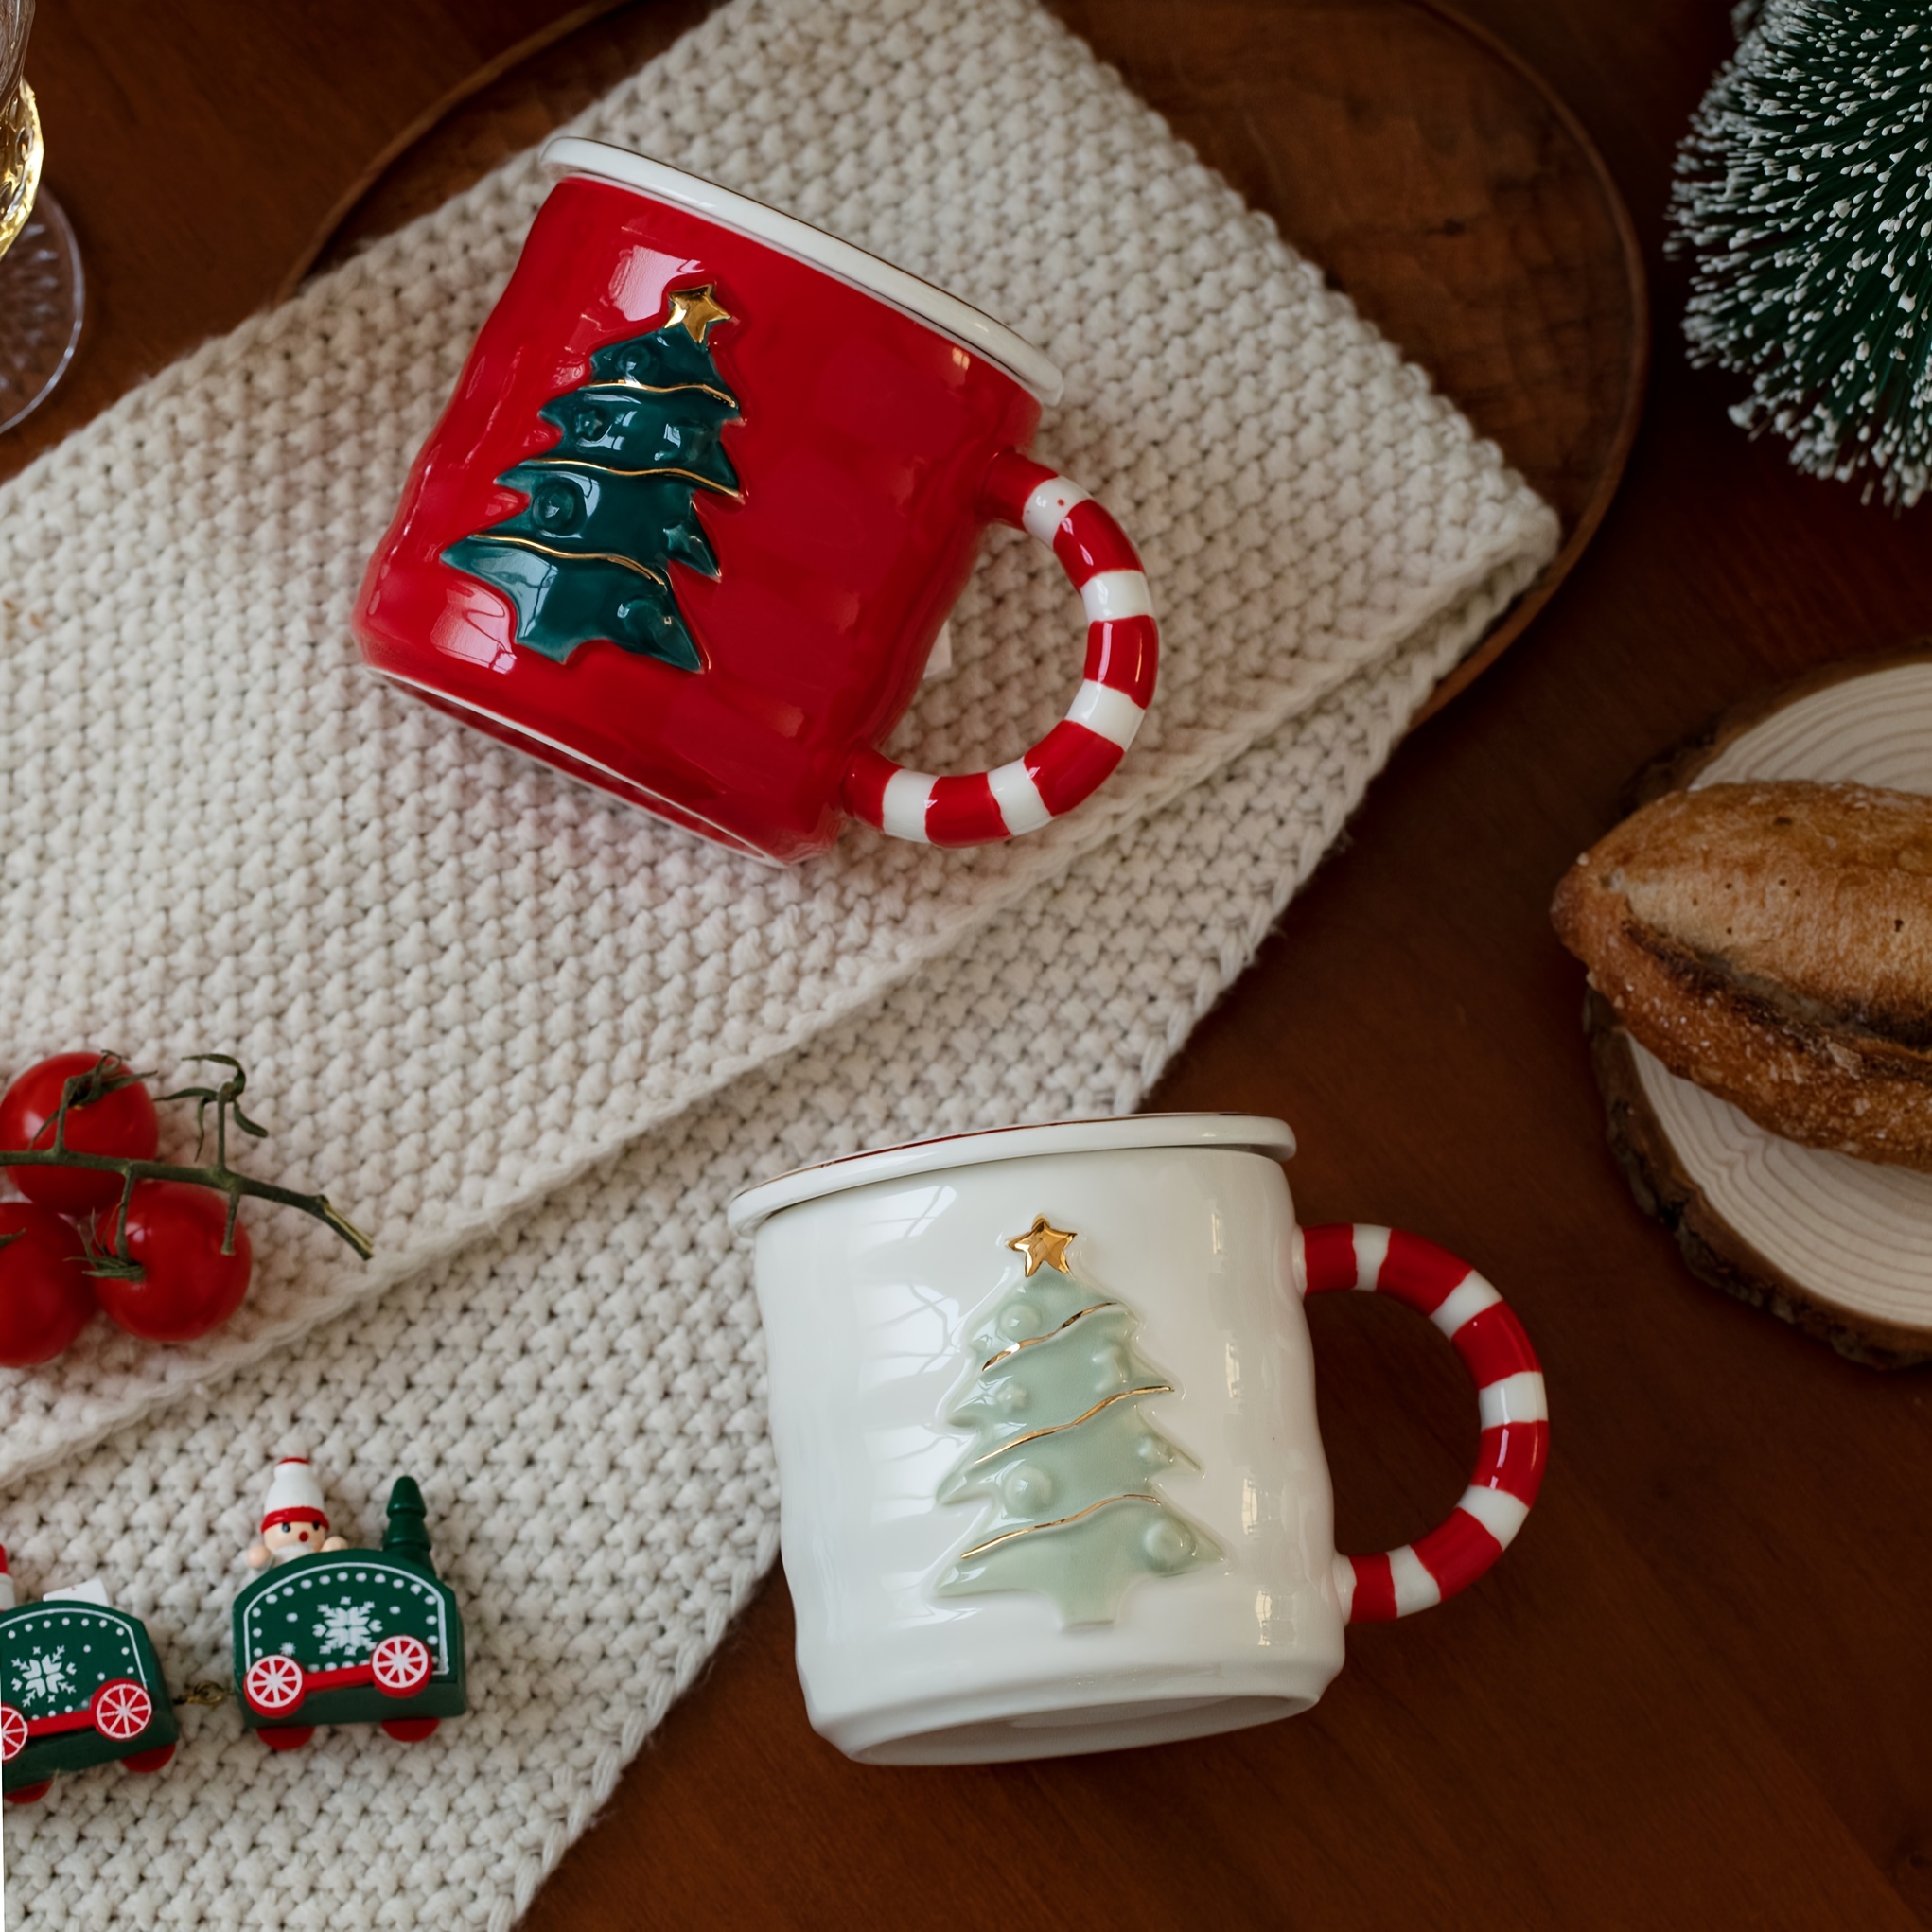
[0,1052,371,1281]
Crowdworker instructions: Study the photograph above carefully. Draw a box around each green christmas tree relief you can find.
[444,282,740,672]
[935,1216,1220,1626]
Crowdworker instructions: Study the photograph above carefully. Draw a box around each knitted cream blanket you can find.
[0,0,1556,1923]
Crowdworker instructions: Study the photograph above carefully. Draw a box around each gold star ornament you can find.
[665,283,732,344]
[1007,1216,1077,1276]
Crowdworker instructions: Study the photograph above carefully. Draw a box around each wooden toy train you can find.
[0,1472,465,1798]
[233,1476,466,1751]
[0,1558,179,1805]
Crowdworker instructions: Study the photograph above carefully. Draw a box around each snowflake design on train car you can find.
[18,1646,73,1708]
[313,1600,382,1657]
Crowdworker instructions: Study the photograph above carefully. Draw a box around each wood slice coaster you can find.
[290,0,1646,725]
[1589,654,1932,1368]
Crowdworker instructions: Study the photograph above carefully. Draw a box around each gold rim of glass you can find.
[0,77,41,259]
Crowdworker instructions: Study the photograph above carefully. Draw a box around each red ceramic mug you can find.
[353,137,1159,865]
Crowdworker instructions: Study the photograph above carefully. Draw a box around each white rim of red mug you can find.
[539,136,1065,405]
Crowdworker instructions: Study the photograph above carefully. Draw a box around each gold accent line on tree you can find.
[1006,1215,1077,1276]
[469,536,672,584]
[957,1492,1165,1561]
[979,1300,1118,1372]
[968,1384,1173,1467]
[520,454,742,495]
[577,378,737,406]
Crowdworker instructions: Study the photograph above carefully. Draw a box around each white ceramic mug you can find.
[729,1114,1548,1765]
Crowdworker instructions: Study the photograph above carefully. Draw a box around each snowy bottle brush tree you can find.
[1670,0,1932,505]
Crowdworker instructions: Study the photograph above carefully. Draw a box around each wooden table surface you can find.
[12,3,1932,1926]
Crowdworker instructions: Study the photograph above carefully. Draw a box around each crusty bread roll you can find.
[1551,779,1932,1170]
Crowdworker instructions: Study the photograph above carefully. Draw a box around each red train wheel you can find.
[370,1634,431,1698]
[243,1654,306,1717]
[257,1726,314,1753]
[4,1779,51,1804]
[91,1677,152,1742]
[380,1716,439,1743]
[0,1704,25,1761]
[120,1742,177,1774]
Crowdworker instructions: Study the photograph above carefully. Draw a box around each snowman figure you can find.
[245,1457,348,1569]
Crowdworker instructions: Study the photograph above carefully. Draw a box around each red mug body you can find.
[353,149,1052,863]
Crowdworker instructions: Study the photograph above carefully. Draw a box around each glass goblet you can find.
[0,0,82,435]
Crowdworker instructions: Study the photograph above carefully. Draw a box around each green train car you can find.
[0,1572,179,1804]
[233,1476,466,1750]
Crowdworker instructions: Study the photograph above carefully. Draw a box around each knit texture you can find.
[0,0,1553,1484]
[0,0,1556,1922]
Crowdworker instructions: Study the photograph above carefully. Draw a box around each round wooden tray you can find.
[287,0,1645,724]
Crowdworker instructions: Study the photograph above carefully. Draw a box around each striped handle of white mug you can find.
[1296,1223,1549,1623]
[843,450,1158,846]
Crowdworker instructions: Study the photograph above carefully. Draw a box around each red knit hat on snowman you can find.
[247,1456,347,1567]
[261,1457,327,1532]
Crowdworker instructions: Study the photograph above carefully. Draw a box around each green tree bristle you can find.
[1670,0,1932,505]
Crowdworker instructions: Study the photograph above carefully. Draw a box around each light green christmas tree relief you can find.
[934,1216,1220,1626]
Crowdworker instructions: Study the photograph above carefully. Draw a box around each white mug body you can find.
[734,1115,1347,1765]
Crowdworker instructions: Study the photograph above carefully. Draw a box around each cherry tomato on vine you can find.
[0,1202,96,1366]
[90,1182,252,1344]
[0,1052,159,1216]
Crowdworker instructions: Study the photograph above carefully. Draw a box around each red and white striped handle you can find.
[843,449,1158,846]
[1297,1223,1548,1624]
